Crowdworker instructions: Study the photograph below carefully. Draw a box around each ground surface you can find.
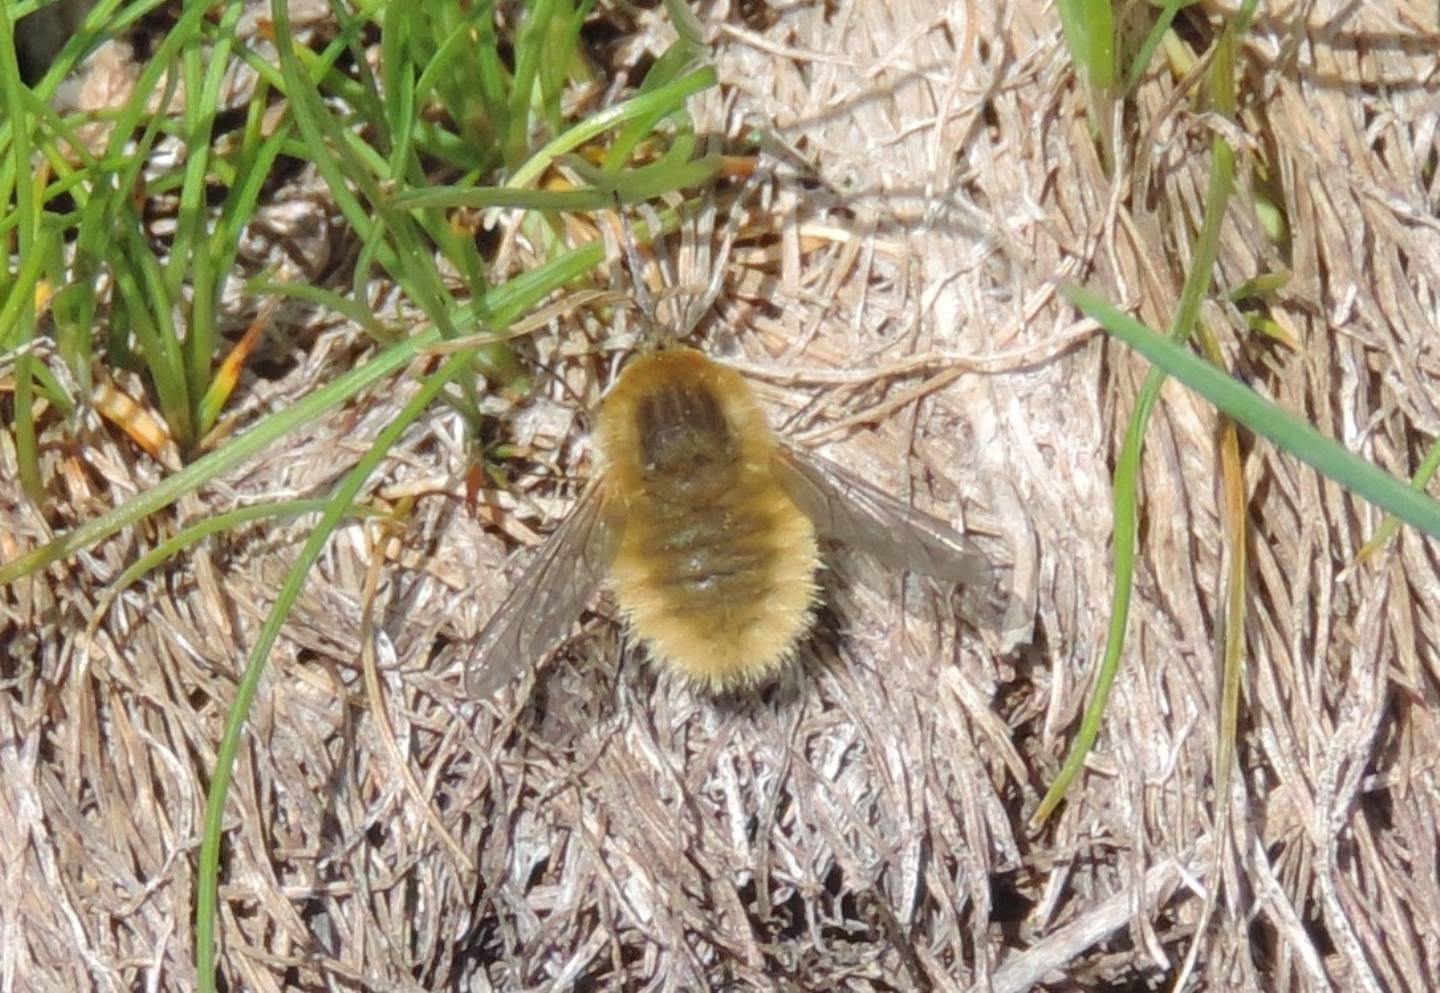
[4,1,1440,991]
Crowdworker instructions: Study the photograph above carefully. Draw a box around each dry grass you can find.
[4,0,1440,990]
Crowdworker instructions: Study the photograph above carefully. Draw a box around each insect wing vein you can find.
[773,445,993,585]
[464,482,617,698]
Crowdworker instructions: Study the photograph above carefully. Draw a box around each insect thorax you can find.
[635,377,737,476]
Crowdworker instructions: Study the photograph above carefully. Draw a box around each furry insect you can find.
[464,341,997,697]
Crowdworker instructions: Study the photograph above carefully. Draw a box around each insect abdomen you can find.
[643,491,783,617]
[598,347,820,687]
[611,475,819,687]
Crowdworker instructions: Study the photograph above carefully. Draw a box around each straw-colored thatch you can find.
[5,1,1439,990]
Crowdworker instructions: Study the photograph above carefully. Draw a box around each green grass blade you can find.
[0,324,440,587]
[0,214,51,351]
[1358,437,1440,560]
[171,0,248,409]
[504,65,717,191]
[1122,0,1187,94]
[0,0,44,501]
[503,0,557,168]
[1064,283,1440,539]
[270,0,456,339]
[90,498,381,631]
[193,352,468,993]
[1055,0,1114,91]
[194,118,293,437]
[117,214,194,444]
[1034,19,1243,826]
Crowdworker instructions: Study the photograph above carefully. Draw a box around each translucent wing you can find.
[773,444,995,586]
[464,479,621,698]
